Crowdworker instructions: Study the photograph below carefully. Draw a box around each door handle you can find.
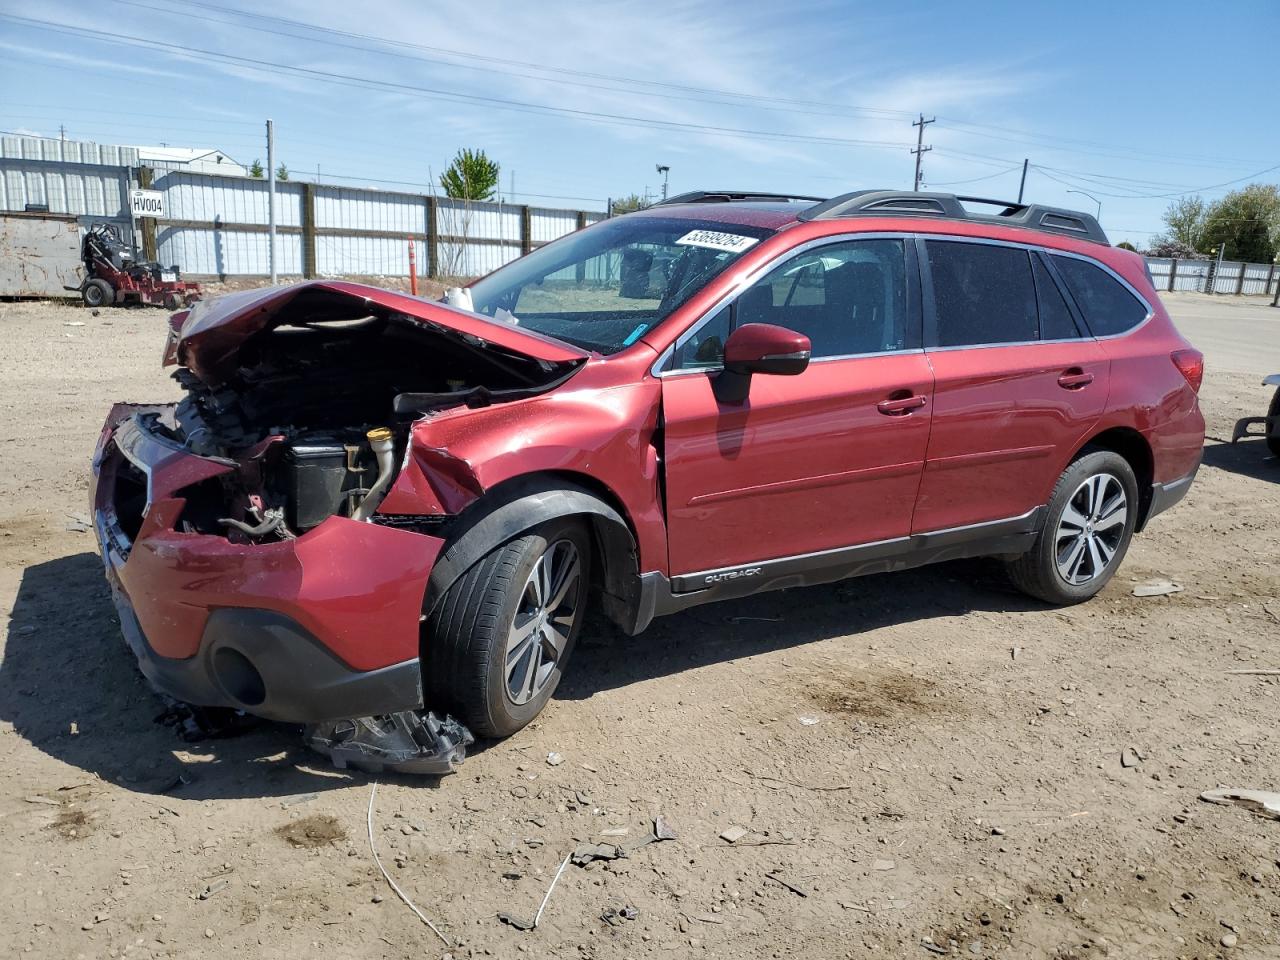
[1057,370,1094,390]
[876,394,928,416]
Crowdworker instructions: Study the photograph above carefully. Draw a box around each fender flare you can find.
[421,475,645,633]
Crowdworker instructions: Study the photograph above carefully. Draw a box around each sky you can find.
[1,0,1277,248]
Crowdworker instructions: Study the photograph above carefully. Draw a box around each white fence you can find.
[0,137,606,280]
[1144,257,1279,297]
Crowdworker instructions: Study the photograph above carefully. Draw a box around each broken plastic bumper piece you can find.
[304,710,473,776]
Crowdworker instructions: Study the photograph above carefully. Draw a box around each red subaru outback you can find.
[92,190,1204,772]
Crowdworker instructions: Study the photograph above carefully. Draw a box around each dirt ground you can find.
[1,291,1278,960]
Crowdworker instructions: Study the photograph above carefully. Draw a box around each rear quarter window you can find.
[1050,255,1150,337]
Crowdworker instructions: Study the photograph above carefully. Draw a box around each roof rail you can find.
[655,190,827,206]
[797,190,1109,245]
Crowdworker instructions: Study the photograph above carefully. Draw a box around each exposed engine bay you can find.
[163,289,583,543]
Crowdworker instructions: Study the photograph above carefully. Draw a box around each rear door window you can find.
[1050,255,1150,337]
[925,240,1038,347]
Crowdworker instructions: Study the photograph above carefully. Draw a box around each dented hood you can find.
[176,280,589,383]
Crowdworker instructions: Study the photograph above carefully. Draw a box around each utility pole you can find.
[266,118,277,284]
[656,164,670,200]
[1017,158,1029,202]
[911,114,934,192]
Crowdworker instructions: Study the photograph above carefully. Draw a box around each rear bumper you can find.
[1145,461,1199,526]
[92,405,445,723]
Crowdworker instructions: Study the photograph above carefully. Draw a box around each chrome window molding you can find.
[648,231,1156,379]
[650,232,915,378]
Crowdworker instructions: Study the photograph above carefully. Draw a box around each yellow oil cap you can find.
[366,427,393,443]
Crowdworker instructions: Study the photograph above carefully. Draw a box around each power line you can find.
[154,0,918,120]
[1034,162,1280,200]
[935,115,1264,170]
[103,0,916,126]
[927,165,1022,187]
[0,14,916,152]
[140,0,1267,172]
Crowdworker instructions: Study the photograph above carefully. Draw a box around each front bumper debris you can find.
[91,404,469,775]
[304,711,473,775]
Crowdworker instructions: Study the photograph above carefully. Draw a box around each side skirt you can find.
[628,507,1044,633]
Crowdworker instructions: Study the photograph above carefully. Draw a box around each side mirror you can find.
[715,323,811,403]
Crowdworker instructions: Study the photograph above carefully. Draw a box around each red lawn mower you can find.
[81,223,202,309]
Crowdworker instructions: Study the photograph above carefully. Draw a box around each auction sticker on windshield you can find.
[675,229,759,254]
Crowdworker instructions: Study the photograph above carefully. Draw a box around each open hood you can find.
[176,280,590,384]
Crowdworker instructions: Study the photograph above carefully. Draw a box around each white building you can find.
[131,146,249,176]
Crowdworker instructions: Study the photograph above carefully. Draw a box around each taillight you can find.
[1171,349,1204,393]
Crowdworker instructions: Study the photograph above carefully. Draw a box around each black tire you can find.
[1267,387,1280,458]
[1005,449,1139,605]
[82,279,112,308]
[424,517,591,738]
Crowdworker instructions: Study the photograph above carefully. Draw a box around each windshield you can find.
[467,216,774,354]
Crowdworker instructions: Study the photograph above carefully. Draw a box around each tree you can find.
[1115,240,1137,252]
[1152,195,1206,251]
[275,163,289,182]
[611,193,652,215]
[1146,239,1204,260]
[249,158,264,178]
[1199,184,1280,263]
[439,148,499,201]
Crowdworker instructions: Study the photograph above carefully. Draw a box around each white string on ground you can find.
[533,851,573,928]
[366,780,451,946]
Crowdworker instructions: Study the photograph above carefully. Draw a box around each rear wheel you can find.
[1005,450,1138,605]
[82,279,112,308]
[425,517,590,737]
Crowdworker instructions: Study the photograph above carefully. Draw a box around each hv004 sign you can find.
[129,189,165,218]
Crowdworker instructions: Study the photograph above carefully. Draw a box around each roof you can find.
[627,188,1109,245]
[131,146,238,162]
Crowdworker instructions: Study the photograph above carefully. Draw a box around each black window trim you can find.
[654,232,924,376]
[916,235,1154,351]
[1030,249,1089,341]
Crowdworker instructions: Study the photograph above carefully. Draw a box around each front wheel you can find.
[1005,450,1138,605]
[424,517,591,737]
[82,279,112,308]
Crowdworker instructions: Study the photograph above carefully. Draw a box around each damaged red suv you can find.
[92,189,1204,773]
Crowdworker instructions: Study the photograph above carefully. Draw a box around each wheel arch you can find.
[420,470,645,638]
[1076,426,1155,530]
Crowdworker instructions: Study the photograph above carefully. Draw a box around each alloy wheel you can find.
[505,539,582,705]
[1054,473,1128,585]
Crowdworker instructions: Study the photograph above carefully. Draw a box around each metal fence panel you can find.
[316,235,424,277]
[153,169,304,227]
[437,240,523,278]
[1242,262,1272,296]
[314,186,426,233]
[530,208,579,244]
[436,199,523,245]
[1,140,610,279]
[156,226,304,277]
